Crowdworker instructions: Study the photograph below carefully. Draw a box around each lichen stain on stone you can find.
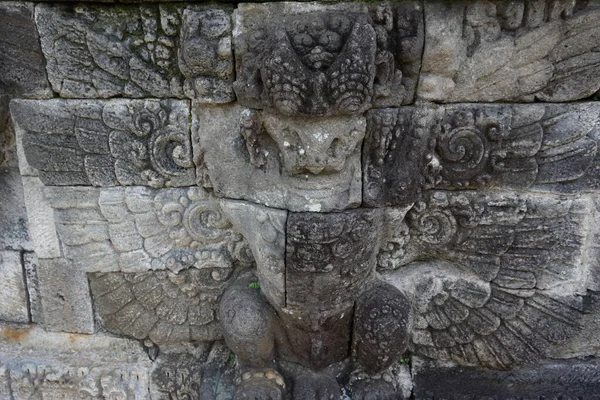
[1,325,33,342]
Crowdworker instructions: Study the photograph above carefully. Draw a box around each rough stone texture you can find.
[353,283,412,373]
[43,186,254,273]
[36,4,234,102]
[193,104,364,212]
[89,269,233,346]
[221,199,287,308]
[23,252,42,324]
[151,342,235,400]
[11,99,195,187]
[0,169,32,251]
[286,208,383,313]
[382,190,594,369]
[37,258,95,334]
[0,3,52,98]
[0,95,17,168]
[364,103,600,207]
[20,177,61,259]
[418,0,600,103]
[412,356,600,399]
[0,323,153,399]
[233,1,423,116]
[0,251,29,323]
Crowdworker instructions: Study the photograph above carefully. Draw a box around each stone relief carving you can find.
[36,4,234,102]
[364,103,600,207]
[43,185,253,344]
[382,190,593,369]
[193,104,365,212]
[233,2,424,116]
[4,1,600,398]
[419,0,600,102]
[11,99,195,187]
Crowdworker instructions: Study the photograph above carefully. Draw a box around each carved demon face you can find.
[261,113,365,176]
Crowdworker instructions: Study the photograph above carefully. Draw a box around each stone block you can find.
[193,104,364,212]
[89,268,232,346]
[45,186,254,274]
[412,356,600,399]
[0,2,52,98]
[0,324,152,399]
[20,177,60,259]
[11,99,195,187]
[382,190,594,369]
[286,208,384,313]
[0,251,28,323]
[35,4,234,102]
[37,258,94,334]
[233,1,424,116]
[0,168,32,251]
[418,0,600,102]
[364,103,600,207]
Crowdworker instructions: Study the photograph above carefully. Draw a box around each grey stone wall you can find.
[0,0,599,399]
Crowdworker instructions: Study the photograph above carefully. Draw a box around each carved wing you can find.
[262,30,311,116]
[428,104,599,191]
[383,190,590,369]
[44,186,254,346]
[327,17,377,115]
[11,99,195,188]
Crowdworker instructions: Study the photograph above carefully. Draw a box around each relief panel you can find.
[11,99,195,187]
[364,103,600,207]
[36,4,234,102]
[233,1,424,116]
[382,190,595,369]
[419,0,600,102]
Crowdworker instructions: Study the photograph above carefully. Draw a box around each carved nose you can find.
[306,166,325,175]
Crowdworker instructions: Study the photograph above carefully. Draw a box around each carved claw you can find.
[234,369,286,400]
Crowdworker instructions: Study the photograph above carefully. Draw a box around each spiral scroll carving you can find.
[408,206,457,246]
[436,127,489,181]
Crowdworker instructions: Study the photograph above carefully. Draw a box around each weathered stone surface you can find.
[0,251,28,323]
[353,282,412,373]
[11,99,195,187]
[23,252,42,324]
[383,190,594,369]
[364,103,600,207]
[221,199,287,308]
[0,3,52,98]
[36,4,234,102]
[412,356,600,399]
[193,104,364,212]
[418,0,600,102]
[286,208,384,313]
[0,323,153,399]
[151,342,235,400]
[44,186,254,273]
[37,258,94,333]
[89,251,251,345]
[233,1,423,115]
[20,177,61,259]
[0,95,17,168]
[0,169,32,251]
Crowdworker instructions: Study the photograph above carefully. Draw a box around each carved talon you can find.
[234,369,286,400]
